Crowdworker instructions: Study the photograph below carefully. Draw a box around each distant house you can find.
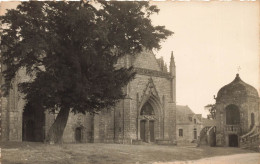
[176,105,203,144]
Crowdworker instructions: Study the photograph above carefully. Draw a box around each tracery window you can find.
[140,102,154,116]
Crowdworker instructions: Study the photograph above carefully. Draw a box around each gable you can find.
[176,105,195,124]
[138,77,161,108]
[133,50,161,71]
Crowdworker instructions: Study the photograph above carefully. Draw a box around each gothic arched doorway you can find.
[140,102,155,142]
[226,105,240,125]
[75,127,82,143]
[229,134,238,147]
[22,103,45,142]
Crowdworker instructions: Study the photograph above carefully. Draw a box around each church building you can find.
[1,50,177,144]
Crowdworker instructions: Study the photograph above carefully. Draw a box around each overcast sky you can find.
[1,1,259,117]
[150,1,259,117]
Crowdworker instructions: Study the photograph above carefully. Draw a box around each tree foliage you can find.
[1,1,172,143]
[205,104,216,120]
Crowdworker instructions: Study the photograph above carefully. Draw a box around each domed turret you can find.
[216,74,259,101]
[215,74,259,147]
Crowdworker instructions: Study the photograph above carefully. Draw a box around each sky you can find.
[1,1,259,117]
[150,1,259,117]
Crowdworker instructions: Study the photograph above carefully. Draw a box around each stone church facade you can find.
[1,50,177,144]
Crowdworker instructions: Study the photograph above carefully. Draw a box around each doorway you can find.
[140,102,155,143]
[229,134,238,147]
[23,120,35,141]
[75,127,82,143]
[193,128,197,140]
[140,120,146,142]
[140,120,155,142]
[149,120,155,142]
[22,103,45,142]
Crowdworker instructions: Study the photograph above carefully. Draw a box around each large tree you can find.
[1,1,172,143]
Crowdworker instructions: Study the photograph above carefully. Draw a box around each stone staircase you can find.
[240,125,260,151]
[200,126,211,145]
[200,126,216,146]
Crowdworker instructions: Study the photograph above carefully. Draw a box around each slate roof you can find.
[176,105,196,124]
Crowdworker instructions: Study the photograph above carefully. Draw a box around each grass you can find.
[0,142,256,164]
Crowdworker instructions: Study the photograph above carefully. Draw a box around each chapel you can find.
[215,74,259,147]
[1,50,177,144]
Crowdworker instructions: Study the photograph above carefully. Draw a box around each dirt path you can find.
[154,153,260,164]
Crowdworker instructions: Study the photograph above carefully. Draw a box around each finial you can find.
[171,51,174,59]
[237,66,241,74]
[235,72,241,81]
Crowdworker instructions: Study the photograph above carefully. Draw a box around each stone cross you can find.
[237,66,241,73]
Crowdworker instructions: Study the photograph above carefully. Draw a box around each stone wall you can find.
[2,50,177,144]
[88,50,177,144]
[216,97,259,147]
[133,50,161,71]
[1,68,30,141]
[63,113,93,143]
[176,124,202,143]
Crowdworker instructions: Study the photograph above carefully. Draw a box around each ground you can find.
[0,142,259,164]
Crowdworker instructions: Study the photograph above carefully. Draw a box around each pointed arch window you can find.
[140,102,154,116]
[226,105,240,125]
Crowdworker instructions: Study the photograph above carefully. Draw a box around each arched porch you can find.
[225,104,240,147]
[137,95,163,143]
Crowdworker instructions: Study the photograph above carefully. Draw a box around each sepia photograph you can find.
[0,0,259,163]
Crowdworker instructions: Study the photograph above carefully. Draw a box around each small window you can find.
[194,119,196,124]
[179,129,183,137]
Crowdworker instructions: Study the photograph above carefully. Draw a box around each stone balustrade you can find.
[225,125,240,133]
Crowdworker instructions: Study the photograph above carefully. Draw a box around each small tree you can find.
[1,1,172,143]
[205,104,216,120]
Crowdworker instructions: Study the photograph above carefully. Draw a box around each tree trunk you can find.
[46,107,70,144]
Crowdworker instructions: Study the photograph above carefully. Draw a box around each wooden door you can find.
[149,120,154,142]
[26,120,35,141]
[140,120,146,142]
[75,127,82,143]
[229,134,238,147]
